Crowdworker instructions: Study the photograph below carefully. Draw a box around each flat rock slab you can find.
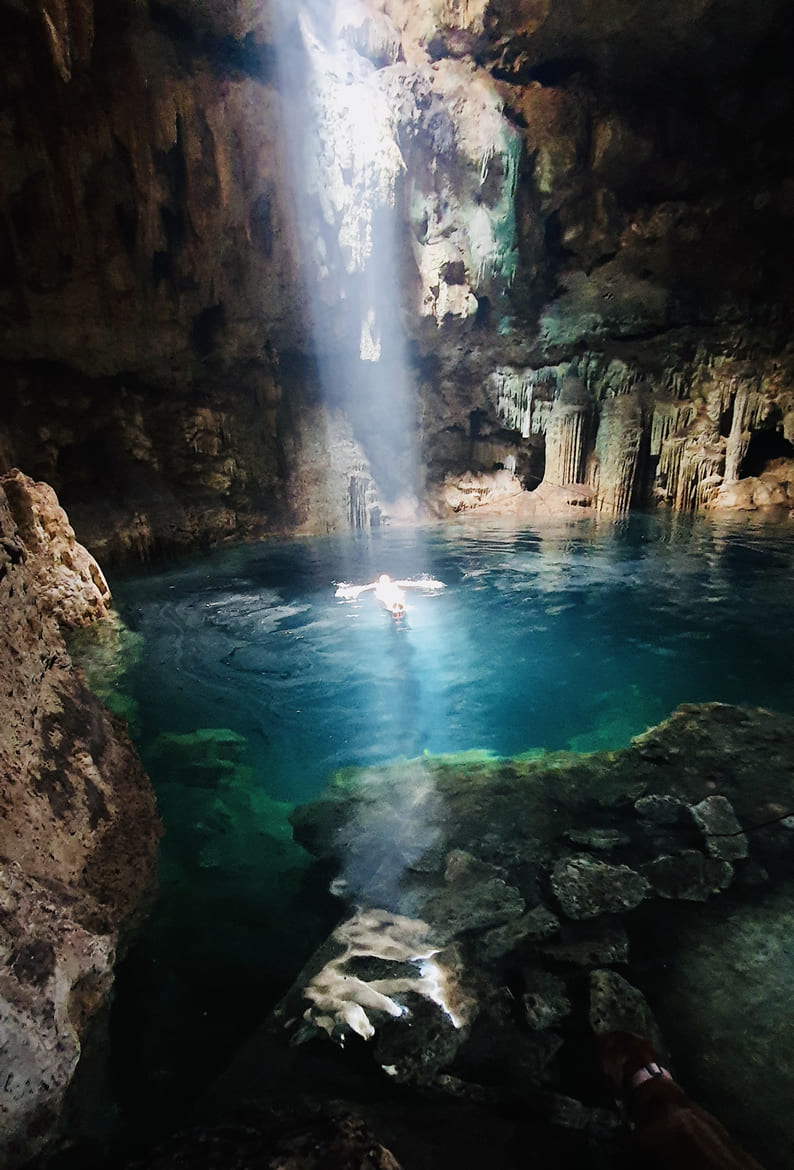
[551,857,649,919]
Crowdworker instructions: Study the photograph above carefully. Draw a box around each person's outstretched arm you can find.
[334,581,377,599]
[394,577,446,591]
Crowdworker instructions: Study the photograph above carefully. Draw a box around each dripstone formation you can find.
[1,0,794,557]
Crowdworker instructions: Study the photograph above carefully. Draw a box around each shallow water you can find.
[99,511,794,1142]
[112,511,794,793]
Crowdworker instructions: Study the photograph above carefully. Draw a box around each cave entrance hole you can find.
[740,427,794,478]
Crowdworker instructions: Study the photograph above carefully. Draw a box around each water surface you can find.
[114,511,794,789]
[102,511,794,1140]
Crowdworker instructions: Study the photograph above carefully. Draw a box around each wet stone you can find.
[419,850,525,942]
[551,856,649,920]
[522,969,571,1030]
[642,850,734,901]
[564,827,631,852]
[589,968,662,1047]
[634,794,685,824]
[372,992,464,1085]
[538,1092,626,1137]
[479,904,561,961]
[689,794,749,861]
[539,920,629,967]
[458,995,564,1088]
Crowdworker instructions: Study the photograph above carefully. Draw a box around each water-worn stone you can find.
[1,469,111,627]
[588,969,662,1049]
[480,904,561,961]
[641,886,794,1170]
[642,851,734,901]
[564,827,631,852]
[634,794,685,824]
[277,700,794,1165]
[551,857,649,920]
[419,850,526,942]
[539,920,630,968]
[522,969,571,1030]
[689,794,749,861]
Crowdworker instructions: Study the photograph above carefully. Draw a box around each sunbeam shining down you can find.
[272,0,420,529]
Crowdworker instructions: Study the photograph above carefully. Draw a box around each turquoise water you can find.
[102,511,794,1139]
[113,512,794,783]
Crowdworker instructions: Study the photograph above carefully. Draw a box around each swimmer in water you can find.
[334,573,445,618]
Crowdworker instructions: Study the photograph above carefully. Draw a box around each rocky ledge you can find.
[247,702,793,1170]
[0,470,161,1168]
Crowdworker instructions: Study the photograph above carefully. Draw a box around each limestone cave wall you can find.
[2,0,794,556]
[0,469,161,1167]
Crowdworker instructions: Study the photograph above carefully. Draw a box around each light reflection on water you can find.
[103,510,794,1137]
[112,511,794,804]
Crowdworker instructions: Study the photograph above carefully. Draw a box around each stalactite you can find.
[658,436,682,506]
[588,394,644,513]
[544,376,592,487]
[658,435,724,510]
[348,467,380,529]
[724,385,770,483]
[439,0,489,32]
[545,406,588,486]
[650,401,696,457]
[489,365,565,438]
[705,378,737,430]
[579,355,640,400]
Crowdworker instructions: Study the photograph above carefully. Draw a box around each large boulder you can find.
[0,473,160,1167]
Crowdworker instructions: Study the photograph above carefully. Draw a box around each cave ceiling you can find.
[1,0,793,553]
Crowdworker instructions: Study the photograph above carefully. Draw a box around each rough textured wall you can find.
[0,469,161,1167]
[1,0,794,556]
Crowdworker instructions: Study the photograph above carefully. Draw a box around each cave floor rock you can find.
[127,702,794,1170]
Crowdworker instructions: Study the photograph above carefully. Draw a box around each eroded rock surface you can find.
[3,2,794,555]
[273,703,794,1168]
[0,473,160,1167]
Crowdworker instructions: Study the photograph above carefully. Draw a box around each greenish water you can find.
[85,512,794,1143]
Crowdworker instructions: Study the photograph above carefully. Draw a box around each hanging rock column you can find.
[588,392,645,512]
[542,374,593,490]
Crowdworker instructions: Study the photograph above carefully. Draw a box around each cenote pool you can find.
[77,511,794,1149]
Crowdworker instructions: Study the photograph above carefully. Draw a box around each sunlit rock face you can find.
[1,0,794,554]
[0,472,160,1166]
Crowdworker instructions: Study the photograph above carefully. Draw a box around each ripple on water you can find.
[89,512,794,1138]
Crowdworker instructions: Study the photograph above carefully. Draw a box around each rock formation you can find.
[2,1,794,557]
[271,702,794,1170]
[0,471,160,1167]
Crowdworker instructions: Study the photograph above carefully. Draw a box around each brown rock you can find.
[0,475,160,1167]
[1,469,111,627]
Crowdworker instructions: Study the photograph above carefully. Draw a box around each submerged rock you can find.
[551,857,649,920]
[642,851,734,901]
[522,969,571,1030]
[479,904,561,961]
[539,920,630,968]
[276,701,794,1167]
[418,850,525,942]
[689,794,749,862]
[639,886,794,1170]
[633,794,685,824]
[588,969,663,1051]
[564,827,632,852]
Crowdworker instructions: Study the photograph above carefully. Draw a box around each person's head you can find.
[379,574,391,585]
